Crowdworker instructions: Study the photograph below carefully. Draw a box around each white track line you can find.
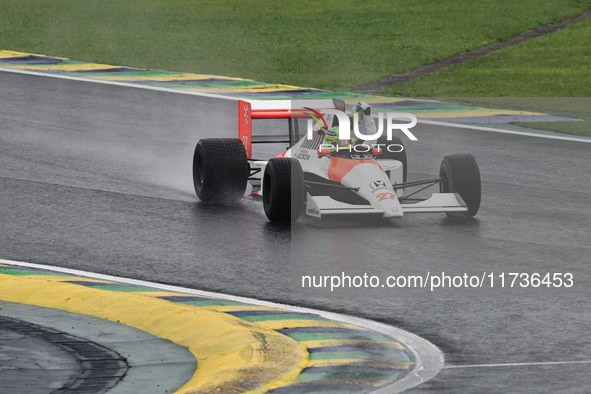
[0,258,444,393]
[445,360,591,369]
[2,67,590,144]
[419,119,591,144]
[0,67,240,101]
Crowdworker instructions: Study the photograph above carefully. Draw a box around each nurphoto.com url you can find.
[301,272,574,292]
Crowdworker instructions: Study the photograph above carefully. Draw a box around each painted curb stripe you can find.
[160,295,254,302]
[227,310,325,317]
[0,265,414,393]
[0,49,572,126]
[0,55,64,64]
[300,365,408,373]
[300,340,404,349]
[0,272,307,393]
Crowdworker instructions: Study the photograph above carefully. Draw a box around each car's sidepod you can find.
[328,157,404,218]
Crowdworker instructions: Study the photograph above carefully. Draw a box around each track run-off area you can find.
[1,57,590,392]
[1,259,442,393]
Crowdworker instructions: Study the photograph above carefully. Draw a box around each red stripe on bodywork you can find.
[327,157,384,183]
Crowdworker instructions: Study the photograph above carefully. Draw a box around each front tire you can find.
[440,153,481,217]
[263,158,304,222]
[193,138,248,204]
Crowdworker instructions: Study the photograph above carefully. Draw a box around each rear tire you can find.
[263,158,304,222]
[439,153,481,217]
[377,135,407,182]
[193,138,248,204]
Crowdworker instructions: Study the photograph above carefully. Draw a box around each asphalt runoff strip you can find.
[0,301,197,394]
[350,9,591,93]
[0,315,128,393]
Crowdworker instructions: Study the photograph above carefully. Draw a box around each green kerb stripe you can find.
[21,60,87,66]
[203,81,267,88]
[371,104,485,113]
[239,314,329,322]
[86,285,162,292]
[0,268,60,276]
[309,351,411,363]
[149,81,266,89]
[287,332,396,342]
[295,371,401,382]
[178,301,257,307]
[55,70,182,77]
[300,91,373,98]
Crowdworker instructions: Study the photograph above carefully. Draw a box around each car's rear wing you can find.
[238,99,346,159]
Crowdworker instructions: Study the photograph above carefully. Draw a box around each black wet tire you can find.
[262,158,304,222]
[439,153,481,217]
[193,138,248,204]
[377,135,407,182]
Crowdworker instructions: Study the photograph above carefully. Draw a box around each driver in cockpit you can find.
[323,102,376,154]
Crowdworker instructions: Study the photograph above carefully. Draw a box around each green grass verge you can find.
[437,97,591,137]
[387,17,591,97]
[517,118,591,138]
[1,0,590,91]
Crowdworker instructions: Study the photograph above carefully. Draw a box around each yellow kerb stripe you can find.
[0,274,308,394]
[87,74,248,82]
[3,64,120,72]
[0,50,68,59]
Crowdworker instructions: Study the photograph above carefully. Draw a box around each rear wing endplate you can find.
[237,99,345,159]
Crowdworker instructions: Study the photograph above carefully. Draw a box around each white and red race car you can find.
[192,99,480,222]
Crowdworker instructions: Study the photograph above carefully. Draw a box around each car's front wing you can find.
[305,193,468,219]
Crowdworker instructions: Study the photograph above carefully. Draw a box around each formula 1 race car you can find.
[192,99,481,222]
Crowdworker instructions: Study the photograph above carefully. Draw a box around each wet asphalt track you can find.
[1,70,591,393]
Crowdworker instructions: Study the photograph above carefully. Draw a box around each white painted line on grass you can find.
[419,119,591,144]
[0,258,445,393]
[444,360,591,369]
